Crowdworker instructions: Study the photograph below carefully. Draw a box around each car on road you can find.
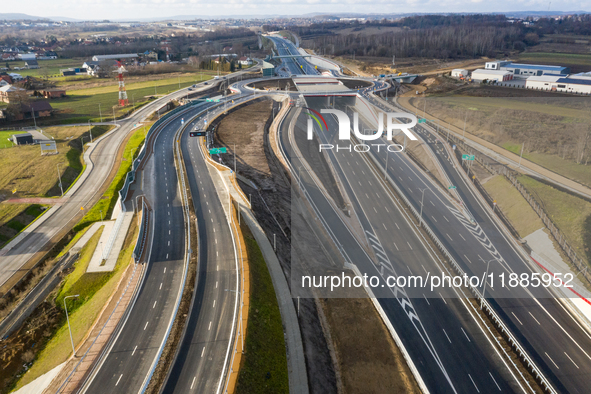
[192,84,197,88]
[204,82,209,85]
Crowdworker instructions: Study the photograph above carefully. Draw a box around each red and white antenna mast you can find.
[116,60,128,106]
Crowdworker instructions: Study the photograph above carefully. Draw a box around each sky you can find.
[4,0,591,21]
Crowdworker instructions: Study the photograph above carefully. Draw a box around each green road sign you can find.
[462,154,475,161]
[448,185,457,190]
[209,147,227,154]
[205,98,221,103]
[418,118,426,124]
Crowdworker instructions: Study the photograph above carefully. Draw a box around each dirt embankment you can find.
[213,99,421,394]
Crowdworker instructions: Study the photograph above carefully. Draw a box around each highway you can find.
[268,35,318,76]
[279,106,525,393]
[161,102,241,393]
[83,102,203,394]
[352,93,591,393]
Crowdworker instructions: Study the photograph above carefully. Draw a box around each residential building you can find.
[238,56,252,66]
[0,84,25,103]
[40,89,66,98]
[25,59,39,69]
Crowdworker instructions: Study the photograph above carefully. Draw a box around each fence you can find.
[424,119,591,287]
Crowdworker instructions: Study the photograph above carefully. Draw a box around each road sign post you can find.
[209,147,227,155]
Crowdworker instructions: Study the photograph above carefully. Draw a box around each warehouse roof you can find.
[471,69,511,75]
[502,63,568,72]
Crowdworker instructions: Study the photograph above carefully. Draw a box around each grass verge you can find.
[482,175,544,238]
[235,222,288,394]
[74,124,148,232]
[13,215,137,390]
[517,175,591,266]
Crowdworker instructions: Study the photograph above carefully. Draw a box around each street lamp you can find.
[80,136,85,154]
[64,294,80,357]
[418,188,428,227]
[478,257,496,309]
[88,121,93,143]
[98,103,102,123]
[56,164,64,197]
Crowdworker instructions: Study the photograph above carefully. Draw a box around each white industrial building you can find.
[92,54,138,62]
[471,69,513,82]
[451,69,469,78]
[485,60,570,78]
[525,75,591,94]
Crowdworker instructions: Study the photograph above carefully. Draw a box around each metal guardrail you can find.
[361,127,556,394]
[133,198,149,263]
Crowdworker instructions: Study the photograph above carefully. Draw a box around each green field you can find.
[482,175,544,238]
[75,124,149,231]
[518,52,591,66]
[0,131,16,149]
[235,222,288,394]
[46,75,212,124]
[518,175,591,266]
[4,58,84,78]
[428,96,591,187]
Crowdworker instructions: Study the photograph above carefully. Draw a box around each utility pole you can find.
[98,103,102,123]
[113,107,116,125]
[518,142,525,168]
[463,111,467,140]
[479,258,495,309]
[64,295,80,357]
[419,188,428,227]
[234,143,236,173]
[88,121,93,142]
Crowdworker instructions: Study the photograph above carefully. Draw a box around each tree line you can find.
[292,14,591,60]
